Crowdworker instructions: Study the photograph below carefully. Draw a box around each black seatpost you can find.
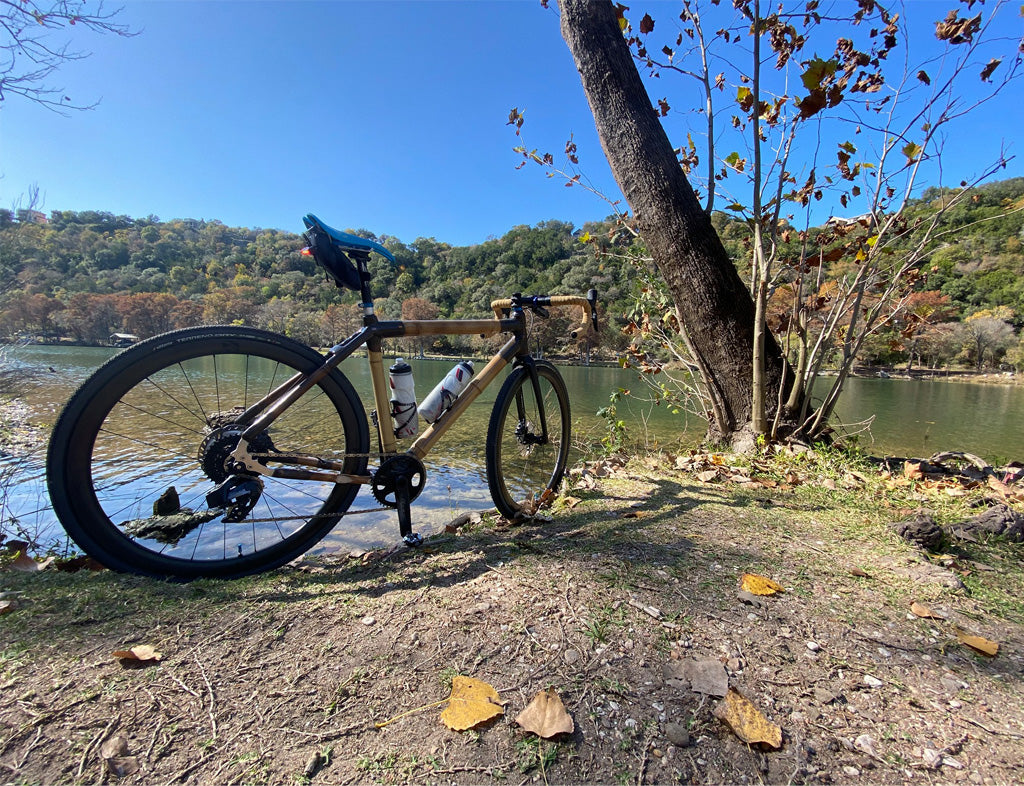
[352,252,377,325]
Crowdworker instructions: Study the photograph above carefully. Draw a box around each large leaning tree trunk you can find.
[559,0,791,447]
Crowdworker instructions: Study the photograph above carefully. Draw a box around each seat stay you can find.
[238,327,370,445]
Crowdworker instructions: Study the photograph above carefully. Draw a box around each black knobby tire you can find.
[485,360,571,519]
[46,326,369,579]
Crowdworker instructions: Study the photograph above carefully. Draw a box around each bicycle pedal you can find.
[403,533,424,548]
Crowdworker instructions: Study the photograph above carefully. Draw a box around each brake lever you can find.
[533,305,550,319]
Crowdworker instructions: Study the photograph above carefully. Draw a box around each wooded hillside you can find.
[2,176,1022,368]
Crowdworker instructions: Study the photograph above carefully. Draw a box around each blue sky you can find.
[1,0,1022,246]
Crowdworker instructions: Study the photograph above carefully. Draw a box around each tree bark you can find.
[559,0,789,445]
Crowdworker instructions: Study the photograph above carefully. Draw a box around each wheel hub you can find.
[198,423,275,483]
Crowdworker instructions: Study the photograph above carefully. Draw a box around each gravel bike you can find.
[46,214,598,579]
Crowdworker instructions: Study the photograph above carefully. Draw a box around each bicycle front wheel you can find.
[47,326,370,579]
[485,360,571,519]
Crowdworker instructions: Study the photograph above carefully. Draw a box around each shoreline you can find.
[4,339,1021,381]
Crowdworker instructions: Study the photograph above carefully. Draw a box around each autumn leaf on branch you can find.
[902,141,923,163]
[980,58,1002,82]
[934,10,982,45]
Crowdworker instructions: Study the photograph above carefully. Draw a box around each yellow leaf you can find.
[515,687,575,738]
[440,676,503,731]
[740,573,785,596]
[955,630,999,657]
[713,688,782,749]
[112,645,162,662]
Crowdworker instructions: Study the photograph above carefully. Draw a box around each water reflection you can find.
[4,344,1024,553]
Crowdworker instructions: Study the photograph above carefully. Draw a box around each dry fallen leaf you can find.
[713,688,782,749]
[112,645,162,663]
[740,573,785,596]
[9,553,54,572]
[100,735,139,777]
[850,567,870,578]
[903,461,924,480]
[955,629,999,657]
[55,555,106,572]
[515,687,574,738]
[0,600,16,615]
[440,676,503,731]
[695,469,719,483]
[910,601,947,620]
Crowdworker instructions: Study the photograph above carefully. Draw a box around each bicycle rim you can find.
[48,327,368,579]
[486,362,571,519]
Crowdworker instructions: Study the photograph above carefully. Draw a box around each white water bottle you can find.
[419,361,474,424]
[388,359,418,438]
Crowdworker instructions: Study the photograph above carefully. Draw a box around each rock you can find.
[814,685,844,705]
[950,503,1024,543]
[664,722,691,747]
[153,486,180,516]
[862,674,884,688]
[361,616,376,626]
[854,734,879,758]
[891,513,943,550]
[922,748,943,769]
[737,590,767,608]
[662,657,728,697]
[122,509,218,544]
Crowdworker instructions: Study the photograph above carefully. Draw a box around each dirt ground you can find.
[2,453,1023,785]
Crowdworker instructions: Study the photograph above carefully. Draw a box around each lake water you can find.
[3,344,1023,553]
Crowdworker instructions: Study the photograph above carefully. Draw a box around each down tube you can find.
[408,336,519,460]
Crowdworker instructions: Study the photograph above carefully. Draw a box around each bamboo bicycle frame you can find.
[227,298,592,486]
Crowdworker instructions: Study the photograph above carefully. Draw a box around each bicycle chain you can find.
[224,450,394,524]
[233,505,394,524]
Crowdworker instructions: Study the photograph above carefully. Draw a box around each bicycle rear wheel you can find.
[485,360,571,519]
[47,326,369,579]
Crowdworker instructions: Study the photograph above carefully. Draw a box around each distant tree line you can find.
[1,176,1023,370]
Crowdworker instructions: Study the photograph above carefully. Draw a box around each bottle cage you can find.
[302,225,362,291]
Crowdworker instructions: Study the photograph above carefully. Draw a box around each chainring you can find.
[371,455,427,507]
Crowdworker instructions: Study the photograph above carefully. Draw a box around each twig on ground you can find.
[76,715,119,779]
[957,715,1024,740]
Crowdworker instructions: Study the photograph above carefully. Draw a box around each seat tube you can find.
[366,335,397,455]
